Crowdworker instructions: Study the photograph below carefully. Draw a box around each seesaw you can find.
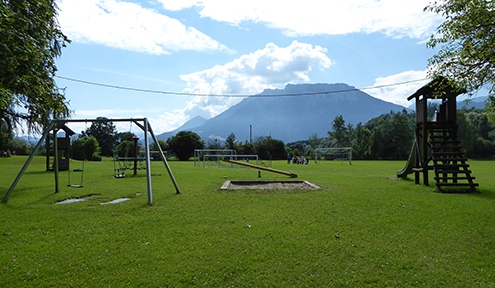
[221,159,298,178]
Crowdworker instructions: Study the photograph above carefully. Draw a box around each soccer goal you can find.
[194,149,237,167]
[315,148,352,165]
[202,154,261,168]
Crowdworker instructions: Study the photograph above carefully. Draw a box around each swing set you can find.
[112,122,147,178]
[2,118,180,205]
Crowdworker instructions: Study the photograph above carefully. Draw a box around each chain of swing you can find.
[67,121,87,188]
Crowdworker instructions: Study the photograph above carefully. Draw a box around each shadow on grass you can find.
[470,188,495,201]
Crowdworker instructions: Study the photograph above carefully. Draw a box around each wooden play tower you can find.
[397,77,478,192]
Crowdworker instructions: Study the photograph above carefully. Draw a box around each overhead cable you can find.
[55,75,428,98]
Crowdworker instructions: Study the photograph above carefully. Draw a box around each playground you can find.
[1,155,494,287]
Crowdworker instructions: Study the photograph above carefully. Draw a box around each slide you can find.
[221,159,298,178]
[397,140,417,178]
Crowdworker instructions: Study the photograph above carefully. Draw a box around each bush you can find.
[71,136,101,161]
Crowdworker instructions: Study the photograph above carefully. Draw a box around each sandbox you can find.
[220,180,320,190]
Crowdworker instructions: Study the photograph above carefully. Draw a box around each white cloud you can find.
[158,0,442,39]
[57,0,231,54]
[144,41,331,133]
[181,41,331,94]
[176,40,331,118]
[158,0,197,11]
[368,70,429,107]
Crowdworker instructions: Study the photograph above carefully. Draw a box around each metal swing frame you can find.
[2,118,180,205]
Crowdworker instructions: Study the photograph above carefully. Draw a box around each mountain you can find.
[458,96,488,110]
[156,115,207,141]
[157,83,409,143]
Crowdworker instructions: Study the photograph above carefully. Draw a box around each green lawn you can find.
[1,156,494,287]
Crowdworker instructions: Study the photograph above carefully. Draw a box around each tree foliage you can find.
[369,112,415,160]
[71,136,101,161]
[425,0,495,113]
[225,133,236,150]
[0,0,71,136]
[253,136,286,160]
[329,115,352,147]
[81,117,117,157]
[167,131,204,161]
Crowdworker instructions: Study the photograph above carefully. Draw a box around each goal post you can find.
[314,148,352,165]
[202,154,259,168]
[194,149,236,167]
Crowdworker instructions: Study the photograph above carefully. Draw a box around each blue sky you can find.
[54,0,445,134]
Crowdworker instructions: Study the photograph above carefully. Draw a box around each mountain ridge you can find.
[157,83,409,143]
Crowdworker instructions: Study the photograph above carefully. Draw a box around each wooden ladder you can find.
[428,122,478,192]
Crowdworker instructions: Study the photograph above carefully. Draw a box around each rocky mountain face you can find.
[157,83,408,143]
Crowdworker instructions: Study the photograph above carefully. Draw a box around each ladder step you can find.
[432,158,468,162]
[435,169,472,174]
[435,176,476,181]
[432,151,464,155]
[436,183,479,187]
[435,164,470,169]
[429,140,461,144]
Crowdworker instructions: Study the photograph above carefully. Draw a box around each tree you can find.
[225,133,236,150]
[71,136,101,161]
[352,123,371,160]
[253,136,286,160]
[458,109,495,158]
[150,139,167,152]
[308,133,319,148]
[207,137,222,149]
[166,131,204,161]
[82,117,117,157]
[425,0,495,114]
[0,0,71,138]
[115,131,135,144]
[329,115,353,147]
[370,112,414,159]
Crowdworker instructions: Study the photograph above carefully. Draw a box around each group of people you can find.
[287,153,309,165]
[1,150,14,157]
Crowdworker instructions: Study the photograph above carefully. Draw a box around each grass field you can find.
[1,156,494,287]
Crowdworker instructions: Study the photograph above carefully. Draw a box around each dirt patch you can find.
[221,180,319,190]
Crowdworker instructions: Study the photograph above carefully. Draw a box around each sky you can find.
[53,0,446,136]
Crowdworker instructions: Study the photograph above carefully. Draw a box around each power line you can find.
[55,75,428,98]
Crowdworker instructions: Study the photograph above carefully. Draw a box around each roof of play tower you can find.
[407,76,467,101]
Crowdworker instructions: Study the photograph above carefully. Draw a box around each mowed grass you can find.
[1,156,494,287]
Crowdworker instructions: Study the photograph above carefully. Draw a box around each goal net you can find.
[314,148,352,165]
[201,154,273,168]
[194,149,236,167]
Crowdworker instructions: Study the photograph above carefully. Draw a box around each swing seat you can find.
[67,184,84,188]
[73,168,83,172]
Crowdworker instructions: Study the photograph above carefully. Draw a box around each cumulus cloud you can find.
[146,41,331,133]
[57,0,231,54]
[157,0,442,39]
[177,40,331,118]
[368,70,429,107]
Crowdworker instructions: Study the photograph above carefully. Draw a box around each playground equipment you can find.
[45,124,75,171]
[44,122,85,187]
[222,158,297,178]
[397,77,478,192]
[2,118,181,205]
